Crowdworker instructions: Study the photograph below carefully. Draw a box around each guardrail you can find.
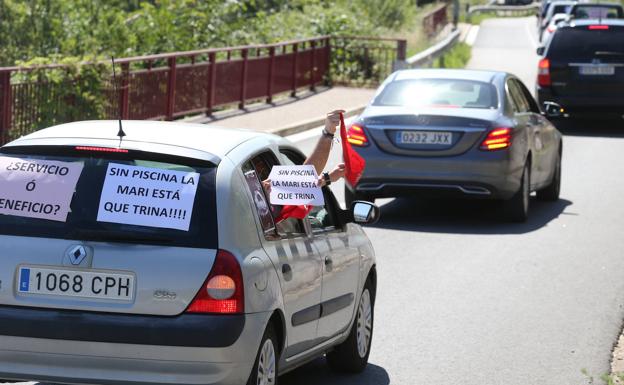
[0,35,410,144]
[404,29,461,69]
[467,2,540,22]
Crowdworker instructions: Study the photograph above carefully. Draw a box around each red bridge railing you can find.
[0,35,406,145]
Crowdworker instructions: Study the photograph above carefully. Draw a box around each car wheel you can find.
[326,280,374,373]
[247,324,279,385]
[503,161,530,222]
[344,186,375,208]
[536,151,561,201]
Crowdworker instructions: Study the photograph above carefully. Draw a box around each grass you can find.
[432,41,472,68]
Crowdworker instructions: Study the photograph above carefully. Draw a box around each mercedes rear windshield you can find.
[0,146,218,248]
[374,79,499,109]
[549,26,624,60]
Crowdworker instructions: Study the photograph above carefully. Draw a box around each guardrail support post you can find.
[166,57,177,121]
[291,43,299,97]
[0,70,11,144]
[120,63,130,120]
[239,48,249,110]
[206,52,217,116]
[397,40,407,62]
[266,47,275,104]
[310,40,316,92]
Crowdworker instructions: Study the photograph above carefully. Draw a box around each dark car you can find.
[345,69,563,222]
[536,19,624,119]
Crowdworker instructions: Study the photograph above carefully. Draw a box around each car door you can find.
[242,151,323,358]
[507,78,546,186]
[308,188,361,341]
[516,79,559,187]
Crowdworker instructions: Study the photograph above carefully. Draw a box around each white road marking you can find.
[466,25,480,46]
[524,19,538,48]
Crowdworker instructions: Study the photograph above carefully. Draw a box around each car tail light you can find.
[186,249,244,314]
[547,25,556,33]
[538,58,551,87]
[588,25,609,30]
[347,124,369,147]
[480,128,512,151]
[75,146,128,153]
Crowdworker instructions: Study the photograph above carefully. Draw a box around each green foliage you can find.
[10,56,111,137]
[433,42,471,68]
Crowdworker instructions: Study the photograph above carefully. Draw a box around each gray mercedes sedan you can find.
[345,69,563,222]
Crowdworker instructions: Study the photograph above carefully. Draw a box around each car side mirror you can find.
[542,101,565,118]
[536,46,545,56]
[351,201,380,225]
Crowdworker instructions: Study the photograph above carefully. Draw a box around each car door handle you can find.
[324,257,333,267]
[282,263,292,275]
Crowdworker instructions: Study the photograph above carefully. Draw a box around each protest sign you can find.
[268,165,324,206]
[97,163,199,231]
[0,156,84,222]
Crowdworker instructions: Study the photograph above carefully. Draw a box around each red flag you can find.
[340,113,366,187]
[275,204,313,223]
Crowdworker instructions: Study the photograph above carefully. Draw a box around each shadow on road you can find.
[368,196,573,235]
[280,358,390,385]
[553,118,624,138]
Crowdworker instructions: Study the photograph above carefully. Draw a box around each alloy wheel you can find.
[356,289,373,358]
[257,338,276,385]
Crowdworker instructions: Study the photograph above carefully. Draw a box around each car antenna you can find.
[111,56,126,147]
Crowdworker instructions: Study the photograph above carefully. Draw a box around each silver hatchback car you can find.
[0,120,378,385]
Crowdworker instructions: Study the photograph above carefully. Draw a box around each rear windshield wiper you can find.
[67,229,174,244]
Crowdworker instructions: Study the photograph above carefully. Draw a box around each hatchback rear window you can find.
[374,79,499,109]
[572,5,623,19]
[0,146,218,248]
[549,27,624,60]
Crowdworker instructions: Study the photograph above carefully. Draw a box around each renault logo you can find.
[67,245,87,265]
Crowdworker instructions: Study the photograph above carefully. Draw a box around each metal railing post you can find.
[291,43,299,97]
[397,40,407,62]
[120,63,130,120]
[206,52,217,116]
[266,47,276,104]
[326,37,332,86]
[0,70,11,144]
[310,40,316,92]
[166,57,177,120]
[239,48,249,109]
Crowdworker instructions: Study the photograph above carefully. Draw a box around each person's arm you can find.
[304,109,344,174]
[317,163,345,187]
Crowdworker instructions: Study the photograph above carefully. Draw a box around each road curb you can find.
[268,105,367,137]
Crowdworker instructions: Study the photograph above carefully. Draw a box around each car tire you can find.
[536,151,561,202]
[247,324,279,385]
[326,280,374,373]
[345,186,375,208]
[503,161,530,222]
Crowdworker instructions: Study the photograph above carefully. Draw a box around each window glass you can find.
[515,80,540,113]
[245,151,306,238]
[0,146,217,248]
[373,79,499,109]
[308,189,338,232]
[507,80,530,113]
[549,27,624,60]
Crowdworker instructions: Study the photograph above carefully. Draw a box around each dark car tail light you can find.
[538,58,551,87]
[480,128,512,151]
[347,124,369,147]
[588,25,609,30]
[186,249,244,314]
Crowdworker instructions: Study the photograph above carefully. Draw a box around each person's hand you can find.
[329,163,346,182]
[262,179,271,194]
[324,109,345,135]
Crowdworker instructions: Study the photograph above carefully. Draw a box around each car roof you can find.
[391,69,501,84]
[4,120,267,161]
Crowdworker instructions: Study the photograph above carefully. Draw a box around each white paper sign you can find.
[268,165,324,206]
[97,163,200,231]
[0,156,84,222]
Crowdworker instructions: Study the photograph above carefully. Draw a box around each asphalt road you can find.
[280,17,624,385]
[6,16,624,385]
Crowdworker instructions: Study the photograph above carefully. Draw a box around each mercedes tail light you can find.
[538,58,551,87]
[186,249,244,314]
[480,128,512,151]
[347,124,369,147]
